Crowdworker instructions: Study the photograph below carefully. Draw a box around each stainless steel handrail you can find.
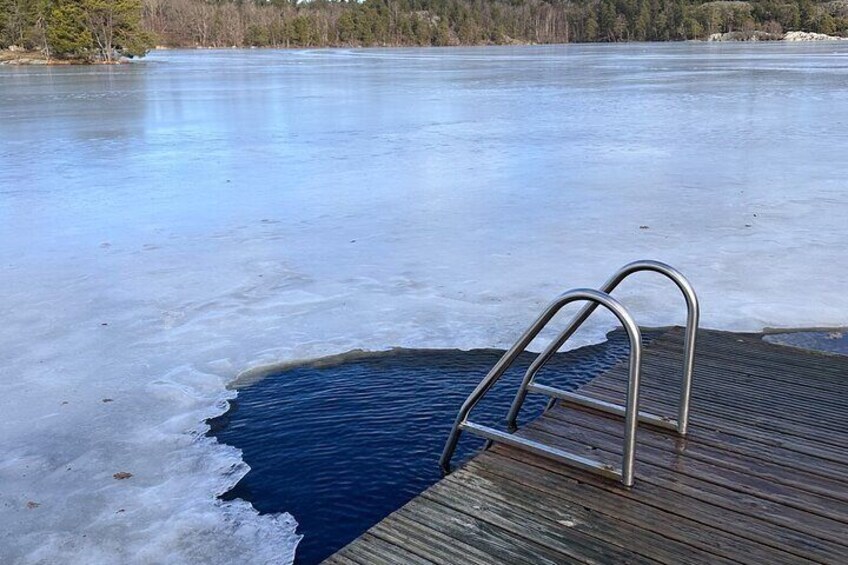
[505,260,699,436]
[439,288,644,486]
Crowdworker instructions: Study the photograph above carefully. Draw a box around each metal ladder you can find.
[439,260,699,487]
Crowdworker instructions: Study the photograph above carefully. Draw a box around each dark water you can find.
[210,331,644,564]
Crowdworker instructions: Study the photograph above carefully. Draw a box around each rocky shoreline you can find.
[0,49,49,65]
[708,30,848,42]
[0,50,83,66]
[0,48,129,66]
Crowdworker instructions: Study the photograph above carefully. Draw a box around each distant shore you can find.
[3,33,848,66]
[0,49,130,66]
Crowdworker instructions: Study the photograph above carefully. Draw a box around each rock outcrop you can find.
[784,31,848,41]
[708,31,783,41]
[708,30,847,42]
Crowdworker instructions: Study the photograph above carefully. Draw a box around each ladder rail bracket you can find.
[440,288,643,486]
[528,384,678,432]
[506,260,699,436]
[461,421,623,482]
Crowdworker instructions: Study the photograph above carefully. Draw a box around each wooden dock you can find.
[324,327,848,564]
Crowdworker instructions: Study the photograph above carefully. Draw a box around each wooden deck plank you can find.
[591,355,848,432]
[467,454,794,565]
[542,405,848,498]
[619,351,848,419]
[444,463,740,565]
[368,515,495,565]
[515,427,848,558]
[422,478,657,564]
[324,328,848,564]
[580,372,848,452]
[657,331,848,381]
[399,494,584,564]
[337,532,436,565]
[626,349,848,410]
[578,380,848,464]
[488,445,846,565]
[522,417,848,536]
[641,346,848,395]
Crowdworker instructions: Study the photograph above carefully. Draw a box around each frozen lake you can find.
[1,43,848,564]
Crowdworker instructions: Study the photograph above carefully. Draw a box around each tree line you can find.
[0,0,153,61]
[2,0,847,60]
[141,0,848,47]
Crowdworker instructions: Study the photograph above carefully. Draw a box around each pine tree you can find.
[47,0,92,57]
[45,0,152,61]
[1,0,42,48]
[80,0,152,62]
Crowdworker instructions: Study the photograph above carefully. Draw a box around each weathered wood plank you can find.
[518,422,848,543]
[369,514,495,565]
[621,351,848,418]
[630,349,848,410]
[542,405,848,499]
[582,375,848,451]
[642,346,848,395]
[574,381,848,464]
[536,413,848,525]
[446,462,740,565]
[595,357,848,431]
[400,494,582,564]
[338,532,436,565]
[491,440,848,564]
[546,393,848,482]
[658,331,848,379]
[467,453,796,565]
[422,477,657,564]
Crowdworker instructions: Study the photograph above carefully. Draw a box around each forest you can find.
[2,0,847,61]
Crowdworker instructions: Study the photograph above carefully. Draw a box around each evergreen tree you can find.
[45,0,152,61]
[81,0,152,61]
[1,0,42,48]
[47,0,92,57]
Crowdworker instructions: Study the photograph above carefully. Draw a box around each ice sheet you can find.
[1,43,847,563]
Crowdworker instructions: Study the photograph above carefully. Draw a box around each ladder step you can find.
[527,384,678,431]
[461,421,622,481]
